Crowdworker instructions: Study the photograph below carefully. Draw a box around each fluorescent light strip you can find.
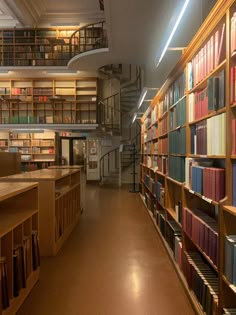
[137,89,148,109]
[156,0,190,68]
[132,113,137,124]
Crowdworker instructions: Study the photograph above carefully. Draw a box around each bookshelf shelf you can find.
[223,205,236,215]
[0,131,56,171]
[0,182,39,315]
[188,107,226,125]
[0,77,97,125]
[0,168,81,256]
[140,1,234,313]
[188,60,226,93]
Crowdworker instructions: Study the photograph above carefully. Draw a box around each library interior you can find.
[0,0,236,314]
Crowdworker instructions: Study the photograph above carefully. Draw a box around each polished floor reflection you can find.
[17,184,195,315]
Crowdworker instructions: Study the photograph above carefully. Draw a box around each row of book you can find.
[169,156,185,182]
[169,127,186,155]
[169,97,186,130]
[0,231,40,310]
[188,22,225,88]
[185,159,225,202]
[3,116,37,124]
[165,219,182,252]
[159,115,168,136]
[151,106,158,124]
[151,124,158,140]
[190,113,226,156]
[174,235,183,270]
[231,67,236,105]
[231,12,236,54]
[163,72,186,109]
[158,137,168,155]
[183,251,218,315]
[182,207,218,266]
[232,119,236,156]
[188,70,225,122]
[11,88,33,96]
[0,88,10,95]
[224,235,236,285]
[157,156,168,174]
[233,163,236,206]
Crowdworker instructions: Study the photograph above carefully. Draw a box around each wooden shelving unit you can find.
[0,182,39,315]
[0,168,81,256]
[0,131,56,171]
[0,77,97,125]
[140,1,236,314]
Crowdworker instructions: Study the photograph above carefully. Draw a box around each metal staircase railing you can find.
[69,21,108,57]
[97,93,121,133]
[100,146,121,185]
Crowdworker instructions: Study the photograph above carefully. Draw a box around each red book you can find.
[207,39,211,75]
[203,44,207,79]
[230,67,235,104]
[214,29,219,67]
[216,23,226,65]
[232,119,236,155]
[234,66,236,103]
[214,168,225,201]
[210,35,214,72]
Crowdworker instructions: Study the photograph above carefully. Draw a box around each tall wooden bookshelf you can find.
[0,131,55,171]
[0,77,97,125]
[0,168,81,256]
[0,182,39,315]
[140,1,236,314]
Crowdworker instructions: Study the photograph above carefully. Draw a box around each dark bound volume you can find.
[23,235,32,279]
[0,256,9,310]
[13,245,26,297]
[32,230,40,270]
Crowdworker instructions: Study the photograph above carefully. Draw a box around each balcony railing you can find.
[0,22,107,67]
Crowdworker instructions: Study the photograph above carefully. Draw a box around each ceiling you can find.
[0,0,215,88]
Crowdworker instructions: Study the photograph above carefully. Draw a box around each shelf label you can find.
[202,196,212,204]
[199,155,207,158]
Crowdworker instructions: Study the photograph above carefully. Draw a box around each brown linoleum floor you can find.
[17,184,195,315]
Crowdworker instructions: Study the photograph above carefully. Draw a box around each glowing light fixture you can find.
[137,88,148,109]
[156,0,190,68]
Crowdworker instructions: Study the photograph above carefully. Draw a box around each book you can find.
[32,230,40,270]
[0,256,9,310]
[224,235,236,284]
[13,245,26,297]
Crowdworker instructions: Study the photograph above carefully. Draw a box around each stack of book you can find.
[182,207,218,266]
[0,256,9,310]
[165,220,182,252]
[183,251,218,315]
[169,156,185,182]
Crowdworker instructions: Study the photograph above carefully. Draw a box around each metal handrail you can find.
[69,21,107,58]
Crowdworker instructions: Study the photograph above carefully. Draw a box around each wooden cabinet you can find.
[0,168,81,256]
[0,78,97,125]
[140,1,236,314]
[0,182,39,315]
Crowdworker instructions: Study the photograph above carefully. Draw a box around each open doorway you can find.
[60,137,86,168]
